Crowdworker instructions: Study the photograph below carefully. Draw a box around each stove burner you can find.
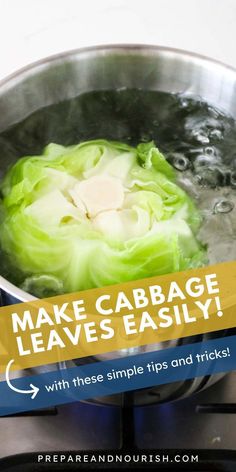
[0,373,236,470]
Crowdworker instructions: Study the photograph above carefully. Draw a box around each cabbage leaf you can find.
[0,140,206,296]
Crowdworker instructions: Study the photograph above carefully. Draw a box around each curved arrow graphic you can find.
[6,360,39,399]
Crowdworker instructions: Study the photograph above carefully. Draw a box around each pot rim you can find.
[1,43,236,302]
[1,43,236,90]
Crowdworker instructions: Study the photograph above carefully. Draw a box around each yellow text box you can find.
[0,261,236,374]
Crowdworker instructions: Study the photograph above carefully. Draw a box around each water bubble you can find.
[194,154,212,168]
[205,146,216,156]
[116,86,127,92]
[180,98,189,108]
[196,167,226,188]
[140,133,151,142]
[194,174,204,185]
[194,149,222,172]
[209,129,223,140]
[187,147,204,156]
[191,129,210,144]
[171,153,189,171]
[213,199,234,214]
[185,114,226,146]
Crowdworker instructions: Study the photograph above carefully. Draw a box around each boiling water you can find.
[1,89,236,290]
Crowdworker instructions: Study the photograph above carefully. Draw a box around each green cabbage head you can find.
[0,140,206,297]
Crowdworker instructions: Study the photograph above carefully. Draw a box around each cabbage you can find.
[0,140,206,296]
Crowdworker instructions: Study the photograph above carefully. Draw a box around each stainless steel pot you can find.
[0,44,234,405]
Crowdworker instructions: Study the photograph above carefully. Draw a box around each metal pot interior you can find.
[0,45,235,405]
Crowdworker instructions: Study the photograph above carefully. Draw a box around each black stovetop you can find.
[0,372,236,471]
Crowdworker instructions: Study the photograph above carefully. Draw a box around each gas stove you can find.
[0,372,236,471]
